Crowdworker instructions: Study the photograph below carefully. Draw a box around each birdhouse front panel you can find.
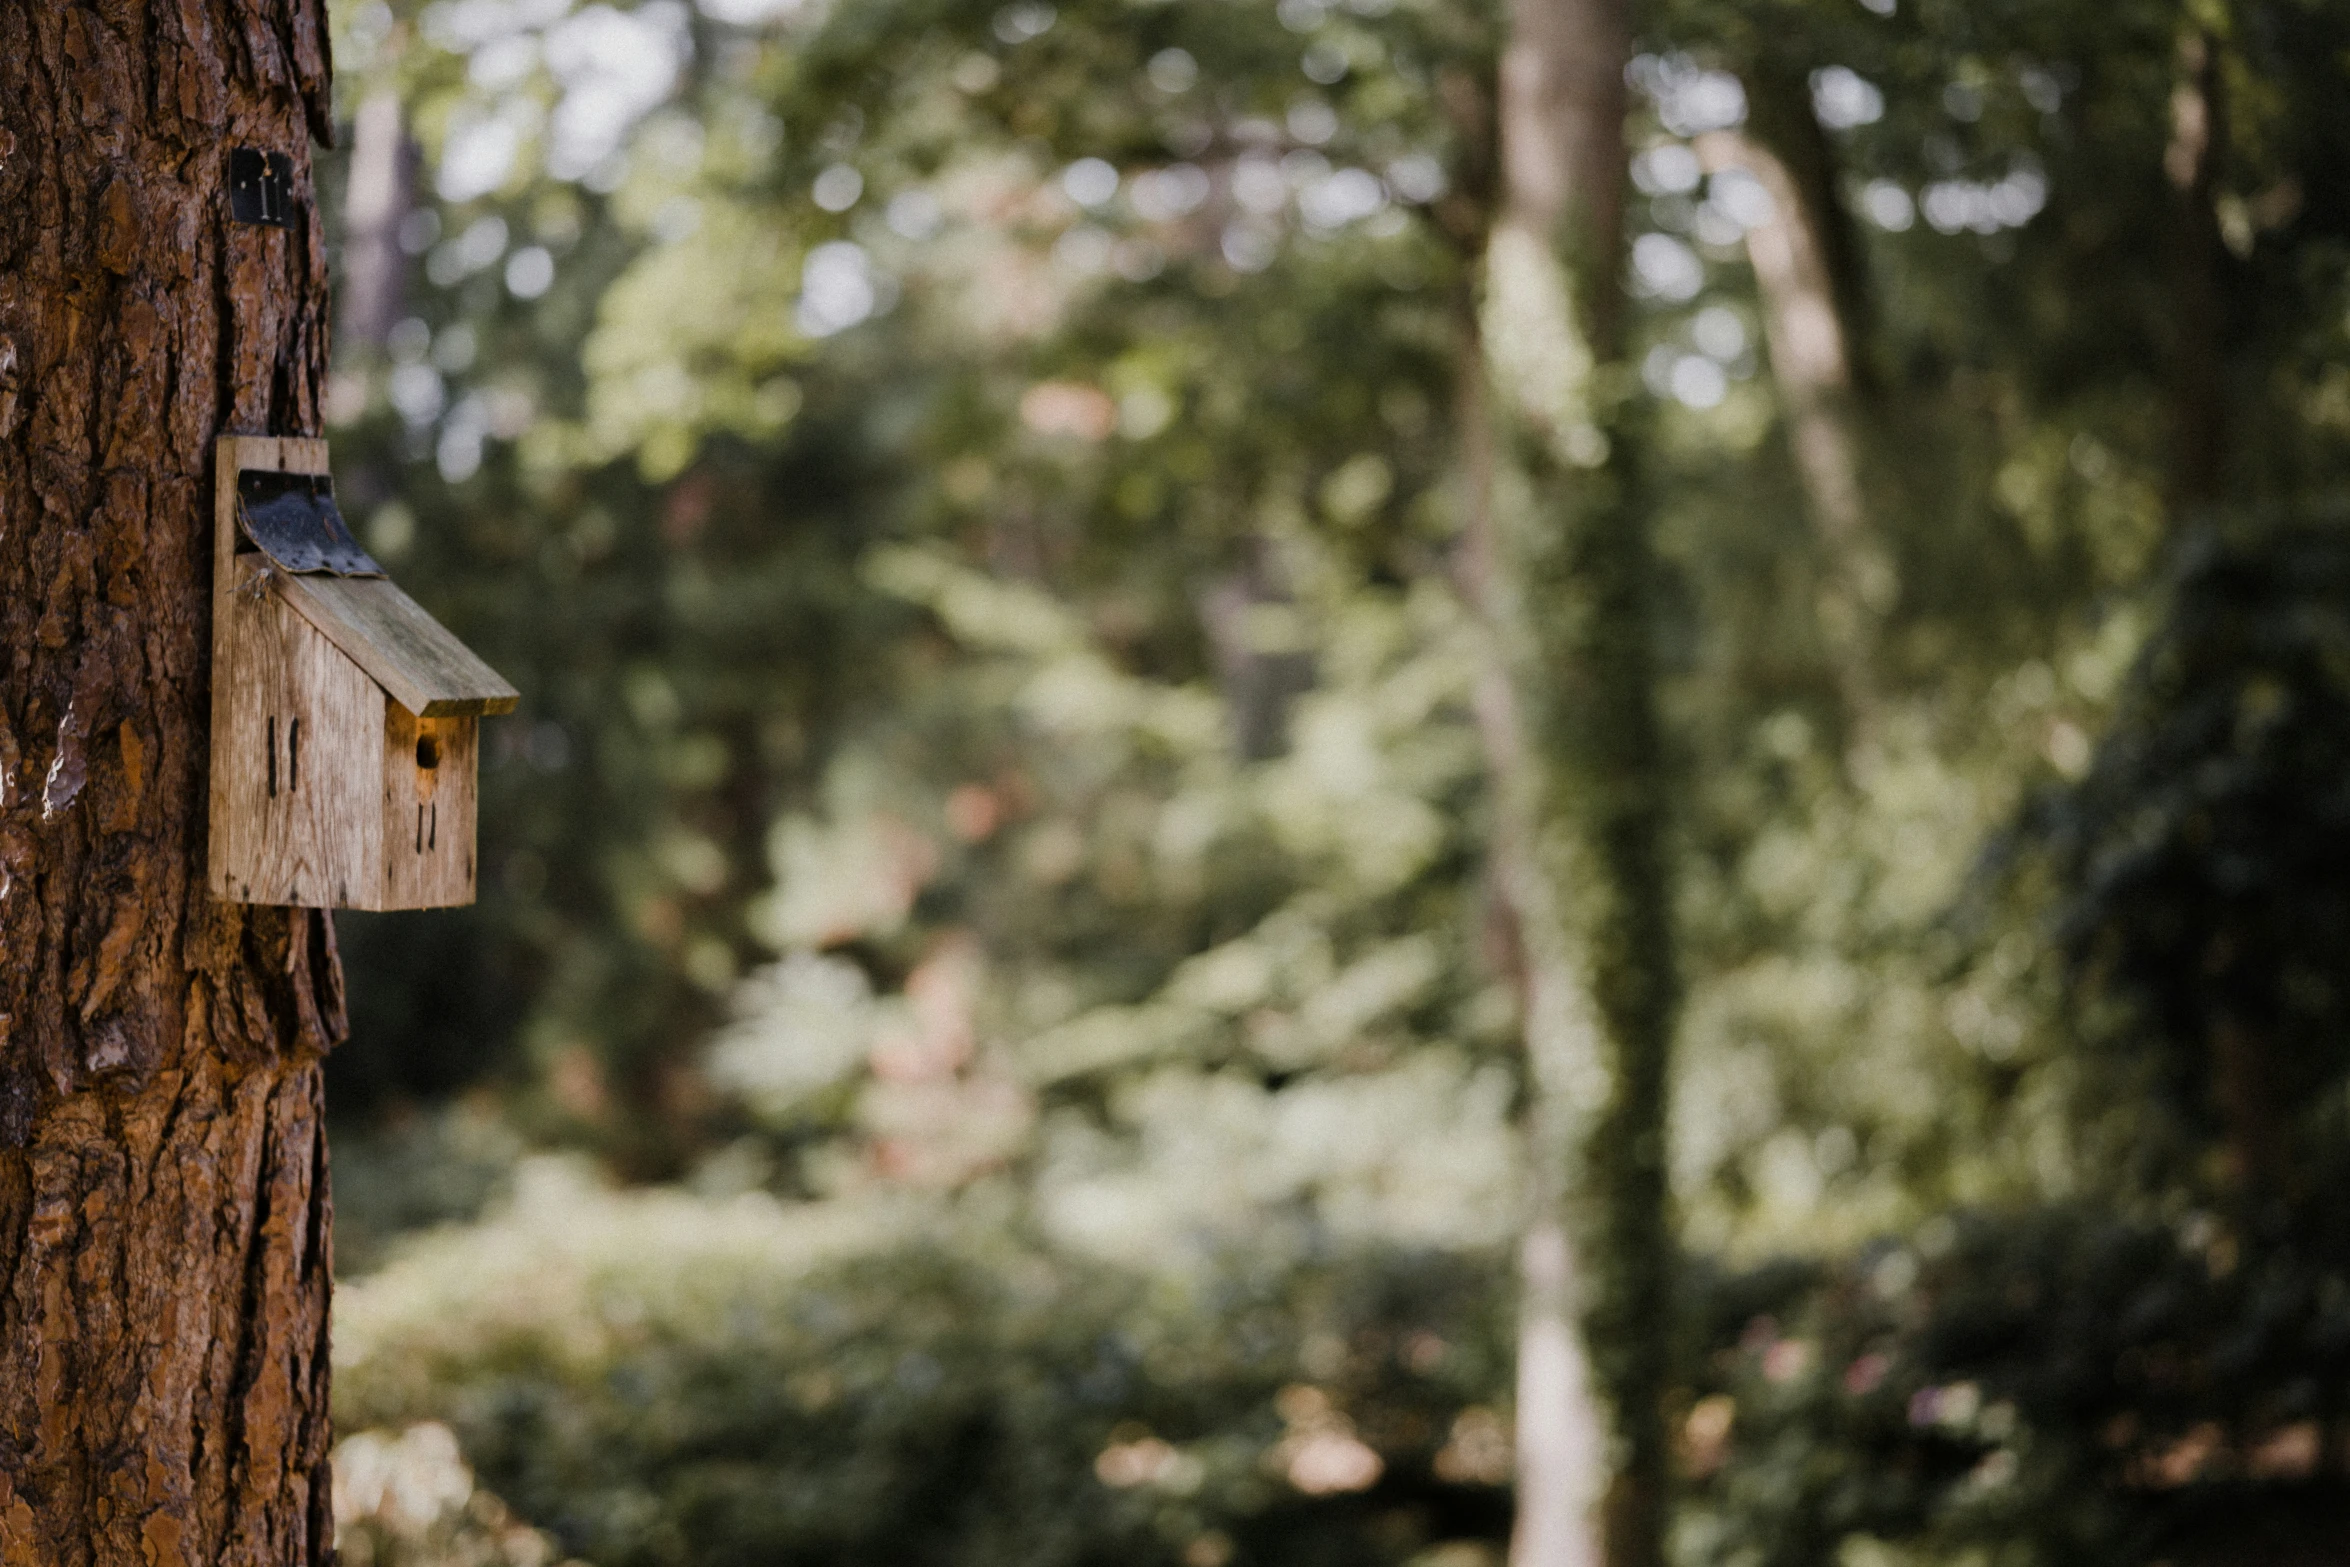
[209,436,516,911]
[382,702,478,910]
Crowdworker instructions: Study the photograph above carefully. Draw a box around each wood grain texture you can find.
[218,433,515,719]
[211,442,487,911]
[276,572,519,718]
[0,4,343,1562]
[209,555,386,910]
[381,706,477,910]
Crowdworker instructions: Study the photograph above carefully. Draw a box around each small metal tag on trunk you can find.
[236,471,384,578]
[228,149,295,227]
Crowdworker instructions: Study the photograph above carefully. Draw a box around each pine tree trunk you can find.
[0,6,345,1562]
[1482,1,1679,1565]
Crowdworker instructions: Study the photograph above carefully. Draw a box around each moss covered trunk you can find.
[0,4,345,1562]
[1483,1,1679,1565]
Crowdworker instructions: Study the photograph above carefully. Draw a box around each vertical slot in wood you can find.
[288,716,301,792]
[416,803,425,854]
[429,802,437,850]
[266,716,278,798]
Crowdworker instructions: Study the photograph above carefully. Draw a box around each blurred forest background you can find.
[309,0,2350,1563]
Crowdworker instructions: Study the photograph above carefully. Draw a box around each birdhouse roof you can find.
[275,572,520,718]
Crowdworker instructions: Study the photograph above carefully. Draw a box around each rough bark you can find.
[0,5,346,1564]
[1482,1,1680,1565]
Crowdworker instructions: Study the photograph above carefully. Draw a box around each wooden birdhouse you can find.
[208,437,518,910]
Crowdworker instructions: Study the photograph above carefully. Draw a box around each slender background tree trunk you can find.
[2158,28,2277,1206]
[1479,1,1681,1565]
[1456,334,1613,1567]
[0,6,345,1562]
[1695,120,1890,737]
[2164,26,2226,520]
[338,90,415,358]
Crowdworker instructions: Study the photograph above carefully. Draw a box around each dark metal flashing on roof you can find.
[236,470,384,579]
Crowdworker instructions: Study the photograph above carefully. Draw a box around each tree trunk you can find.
[2164,26,2226,519]
[1694,121,1891,734]
[2209,1014,2282,1200]
[338,90,415,357]
[1481,1,1680,1565]
[2163,32,2274,1207]
[1456,336,1613,1567]
[0,6,346,1563]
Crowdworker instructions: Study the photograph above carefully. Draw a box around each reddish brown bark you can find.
[0,4,345,1563]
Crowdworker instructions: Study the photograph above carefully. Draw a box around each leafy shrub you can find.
[336,1161,1515,1567]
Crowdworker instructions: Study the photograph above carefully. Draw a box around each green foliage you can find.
[1680,1201,2350,1567]
[338,1165,1515,1567]
[2029,525,2350,1196]
[315,0,2350,1561]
